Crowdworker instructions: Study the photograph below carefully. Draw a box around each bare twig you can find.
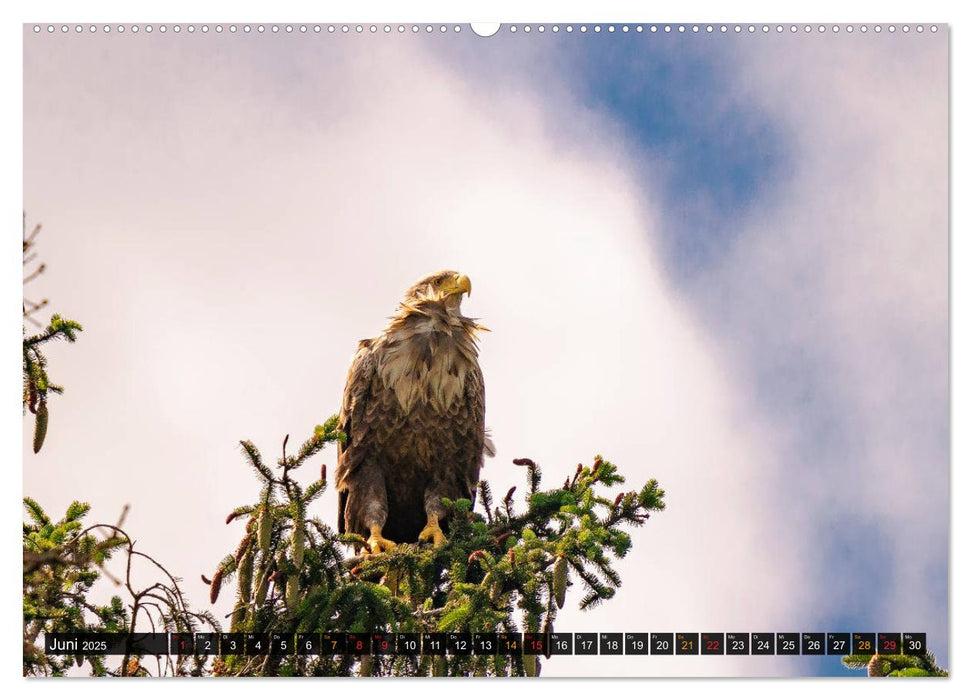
[23,263,46,285]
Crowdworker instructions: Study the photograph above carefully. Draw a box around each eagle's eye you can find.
[407,272,471,302]
[439,273,472,297]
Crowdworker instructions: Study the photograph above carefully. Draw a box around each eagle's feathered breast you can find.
[377,309,479,415]
[335,272,486,546]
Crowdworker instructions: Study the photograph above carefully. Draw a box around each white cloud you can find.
[702,33,949,658]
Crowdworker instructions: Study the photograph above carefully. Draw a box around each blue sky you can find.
[561,35,789,274]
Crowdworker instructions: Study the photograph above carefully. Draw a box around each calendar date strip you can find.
[44,631,926,657]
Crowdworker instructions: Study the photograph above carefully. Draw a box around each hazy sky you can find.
[22,24,948,676]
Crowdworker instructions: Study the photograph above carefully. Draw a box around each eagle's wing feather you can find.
[336,338,377,534]
[462,360,487,505]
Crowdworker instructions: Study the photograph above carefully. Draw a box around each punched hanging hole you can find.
[470,23,501,37]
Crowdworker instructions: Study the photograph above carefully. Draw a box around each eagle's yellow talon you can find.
[419,516,447,547]
[367,526,396,555]
[419,524,447,546]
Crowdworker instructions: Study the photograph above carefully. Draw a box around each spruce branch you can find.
[22,216,83,452]
[23,501,217,677]
[211,419,665,677]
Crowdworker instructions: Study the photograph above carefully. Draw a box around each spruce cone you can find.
[552,555,568,609]
[292,526,305,568]
[285,576,300,611]
[257,507,272,552]
[237,551,254,603]
[209,569,223,604]
[867,654,887,677]
[254,568,269,606]
[235,533,252,564]
[468,550,487,564]
[27,382,37,414]
[32,401,48,454]
[523,654,537,677]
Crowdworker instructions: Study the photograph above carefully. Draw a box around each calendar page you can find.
[22,20,949,679]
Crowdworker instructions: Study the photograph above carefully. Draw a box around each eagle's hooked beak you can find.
[447,273,472,298]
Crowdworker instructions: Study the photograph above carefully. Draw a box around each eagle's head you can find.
[402,270,472,313]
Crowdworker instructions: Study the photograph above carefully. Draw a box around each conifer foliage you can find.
[23,500,217,676]
[209,419,666,677]
[841,651,947,677]
[22,216,83,453]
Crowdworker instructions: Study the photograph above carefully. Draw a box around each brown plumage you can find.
[336,271,489,552]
